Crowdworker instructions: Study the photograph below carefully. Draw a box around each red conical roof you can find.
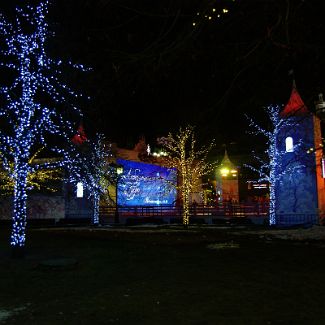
[72,123,88,145]
[281,85,309,117]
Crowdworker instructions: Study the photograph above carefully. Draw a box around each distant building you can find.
[216,150,239,203]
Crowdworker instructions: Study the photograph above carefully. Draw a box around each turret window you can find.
[76,182,84,198]
[285,137,294,152]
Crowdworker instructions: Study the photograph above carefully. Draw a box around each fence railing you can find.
[99,203,270,218]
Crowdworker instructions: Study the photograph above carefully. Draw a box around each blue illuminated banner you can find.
[117,159,177,206]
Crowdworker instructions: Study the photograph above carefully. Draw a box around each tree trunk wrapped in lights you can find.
[69,134,113,225]
[246,105,305,225]
[0,1,87,254]
[158,125,216,226]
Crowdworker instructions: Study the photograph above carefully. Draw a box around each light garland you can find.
[68,134,113,225]
[192,0,236,27]
[0,1,85,250]
[158,125,216,226]
[0,148,62,195]
[246,105,305,225]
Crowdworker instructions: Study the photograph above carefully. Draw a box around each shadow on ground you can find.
[1,226,325,324]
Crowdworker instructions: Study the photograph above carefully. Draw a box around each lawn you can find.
[1,226,325,324]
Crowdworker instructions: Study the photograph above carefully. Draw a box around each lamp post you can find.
[111,163,124,224]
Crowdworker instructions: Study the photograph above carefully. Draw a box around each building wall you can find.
[219,179,239,203]
[0,195,65,220]
[313,115,325,214]
[276,115,318,215]
[116,158,177,206]
[64,183,93,218]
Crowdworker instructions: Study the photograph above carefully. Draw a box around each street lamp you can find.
[110,163,124,224]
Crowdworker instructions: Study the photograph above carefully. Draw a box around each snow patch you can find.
[0,306,27,322]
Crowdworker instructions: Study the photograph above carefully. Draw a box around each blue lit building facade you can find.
[116,159,177,206]
[275,86,325,225]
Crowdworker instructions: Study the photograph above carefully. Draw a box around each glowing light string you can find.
[245,105,305,225]
[158,125,216,226]
[0,147,62,195]
[68,134,113,225]
[192,0,236,27]
[0,1,87,249]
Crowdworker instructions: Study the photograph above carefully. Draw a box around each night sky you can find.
[2,0,325,153]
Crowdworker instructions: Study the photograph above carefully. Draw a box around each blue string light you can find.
[0,1,85,247]
[246,105,305,225]
[69,134,113,225]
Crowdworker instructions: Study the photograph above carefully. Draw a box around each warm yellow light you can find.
[220,168,229,176]
[208,16,212,20]
[116,166,123,175]
[212,8,216,12]
[192,22,196,26]
[223,8,229,13]
[230,169,237,174]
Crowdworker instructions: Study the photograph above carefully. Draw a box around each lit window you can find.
[76,182,84,198]
[220,168,229,177]
[285,137,294,152]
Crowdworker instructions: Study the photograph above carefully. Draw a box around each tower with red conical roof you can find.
[71,123,88,145]
[275,82,325,224]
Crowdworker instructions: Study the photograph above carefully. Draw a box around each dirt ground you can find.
[1,225,325,324]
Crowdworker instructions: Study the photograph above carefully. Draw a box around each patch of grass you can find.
[1,227,325,324]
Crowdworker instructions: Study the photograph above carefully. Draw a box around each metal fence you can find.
[99,203,269,218]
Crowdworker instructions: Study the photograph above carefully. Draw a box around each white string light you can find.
[245,105,306,225]
[0,1,86,248]
[68,134,113,225]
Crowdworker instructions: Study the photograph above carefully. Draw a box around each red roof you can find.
[281,86,309,117]
[72,124,87,145]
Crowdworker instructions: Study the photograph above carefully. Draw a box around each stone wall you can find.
[0,195,65,220]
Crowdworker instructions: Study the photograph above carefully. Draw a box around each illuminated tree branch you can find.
[0,1,85,252]
[68,134,113,225]
[245,105,306,225]
[158,125,216,226]
[0,147,62,195]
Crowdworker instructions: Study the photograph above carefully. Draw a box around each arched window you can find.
[76,182,84,198]
[285,137,294,152]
